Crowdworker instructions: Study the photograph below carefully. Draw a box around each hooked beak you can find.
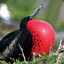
[29,6,44,19]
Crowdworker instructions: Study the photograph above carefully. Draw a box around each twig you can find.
[59,49,64,53]
[49,43,52,57]
[32,52,37,58]
[18,44,26,61]
[32,52,42,58]
[56,39,64,64]
[56,39,63,54]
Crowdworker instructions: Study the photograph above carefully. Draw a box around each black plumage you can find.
[0,6,43,62]
[0,17,33,62]
[0,17,30,53]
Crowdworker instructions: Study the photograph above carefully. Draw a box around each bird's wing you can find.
[0,29,32,61]
[0,30,21,52]
[12,29,33,60]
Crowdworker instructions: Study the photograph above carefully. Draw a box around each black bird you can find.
[0,6,43,62]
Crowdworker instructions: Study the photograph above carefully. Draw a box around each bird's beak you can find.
[29,6,44,19]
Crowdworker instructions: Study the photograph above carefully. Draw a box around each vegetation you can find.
[0,52,63,64]
[5,0,37,22]
[1,0,64,31]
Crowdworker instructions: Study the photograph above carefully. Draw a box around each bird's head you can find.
[20,6,43,30]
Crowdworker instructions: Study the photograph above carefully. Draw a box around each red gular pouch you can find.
[26,19,55,57]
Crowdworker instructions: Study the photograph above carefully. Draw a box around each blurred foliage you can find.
[5,0,37,22]
[56,21,64,31]
[44,0,62,28]
[1,0,64,31]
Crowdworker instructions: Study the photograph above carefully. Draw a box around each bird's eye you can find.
[25,19,27,21]
[25,18,28,21]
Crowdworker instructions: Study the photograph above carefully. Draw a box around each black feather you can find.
[0,29,32,62]
[0,17,32,62]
